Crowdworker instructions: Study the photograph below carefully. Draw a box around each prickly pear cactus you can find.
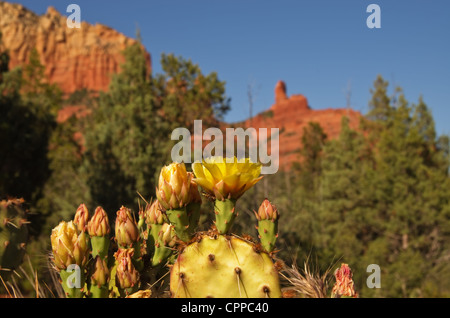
[170,232,282,298]
[0,198,29,279]
[49,158,285,298]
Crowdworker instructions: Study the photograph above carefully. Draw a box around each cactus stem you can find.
[214,199,237,234]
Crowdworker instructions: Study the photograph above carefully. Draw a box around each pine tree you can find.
[288,122,328,257]
[0,45,58,204]
[320,75,450,297]
[318,116,378,289]
[82,42,230,217]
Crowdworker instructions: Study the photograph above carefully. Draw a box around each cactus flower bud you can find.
[151,223,176,266]
[115,206,139,248]
[145,200,165,225]
[51,221,90,297]
[256,199,279,221]
[156,162,192,210]
[88,206,110,237]
[73,203,89,232]
[159,223,177,247]
[188,172,202,204]
[115,248,139,295]
[255,199,279,253]
[88,206,111,259]
[156,163,193,242]
[331,263,358,298]
[50,221,90,270]
[91,256,110,288]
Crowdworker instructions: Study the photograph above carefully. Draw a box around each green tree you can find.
[315,75,450,297]
[0,45,59,207]
[81,42,230,218]
[287,122,328,260]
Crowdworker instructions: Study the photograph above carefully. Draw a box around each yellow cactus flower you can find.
[156,162,192,210]
[192,156,263,200]
[50,221,90,270]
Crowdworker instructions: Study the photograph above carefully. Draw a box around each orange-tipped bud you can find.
[115,248,139,290]
[88,206,110,237]
[255,199,279,221]
[159,223,177,247]
[115,206,139,248]
[188,172,202,204]
[144,200,165,225]
[73,203,89,232]
[156,162,192,210]
[91,256,110,287]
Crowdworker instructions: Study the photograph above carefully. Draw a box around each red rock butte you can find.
[0,2,151,94]
[226,80,361,170]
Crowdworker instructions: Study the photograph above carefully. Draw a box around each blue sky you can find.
[11,0,450,136]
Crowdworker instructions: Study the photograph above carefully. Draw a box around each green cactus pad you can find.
[0,199,28,279]
[214,198,237,234]
[170,233,282,298]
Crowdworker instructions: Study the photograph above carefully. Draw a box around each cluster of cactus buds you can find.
[49,157,358,298]
[50,201,172,298]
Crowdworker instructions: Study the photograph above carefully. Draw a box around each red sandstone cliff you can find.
[0,1,151,94]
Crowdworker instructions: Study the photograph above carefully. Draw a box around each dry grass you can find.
[280,255,337,298]
[1,254,65,298]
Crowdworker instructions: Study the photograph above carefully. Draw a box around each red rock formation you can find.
[229,81,362,170]
[274,80,288,103]
[0,2,151,95]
